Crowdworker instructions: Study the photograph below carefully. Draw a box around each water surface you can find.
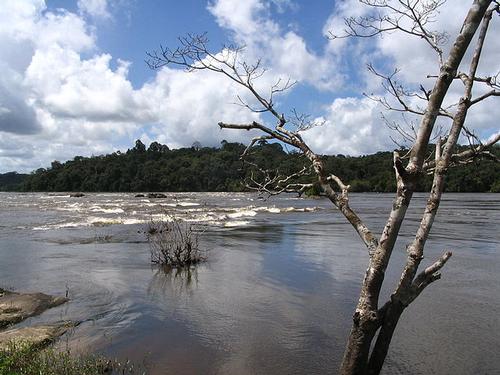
[0,192,498,374]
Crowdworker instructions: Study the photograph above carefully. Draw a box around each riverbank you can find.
[0,289,142,374]
[0,288,72,347]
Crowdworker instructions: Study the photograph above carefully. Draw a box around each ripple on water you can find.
[0,192,499,375]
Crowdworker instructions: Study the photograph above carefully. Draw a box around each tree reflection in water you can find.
[148,265,199,300]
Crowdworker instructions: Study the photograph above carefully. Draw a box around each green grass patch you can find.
[0,341,144,375]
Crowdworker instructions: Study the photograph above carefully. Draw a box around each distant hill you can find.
[1,140,499,193]
[0,172,29,191]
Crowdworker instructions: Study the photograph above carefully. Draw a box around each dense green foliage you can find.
[0,172,28,192]
[1,140,498,192]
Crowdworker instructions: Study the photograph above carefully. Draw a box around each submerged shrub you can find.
[146,220,205,267]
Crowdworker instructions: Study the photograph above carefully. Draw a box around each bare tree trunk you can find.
[340,323,379,375]
[339,1,493,374]
[366,301,404,374]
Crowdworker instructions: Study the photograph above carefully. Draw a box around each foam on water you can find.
[33,221,84,230]
[89,206,125,214]
[10,192,321,231]
[122,218,145,225]
[227,209,258,218]
[162,202,200,207]
[224,220,251,227]
[177,202,200,207]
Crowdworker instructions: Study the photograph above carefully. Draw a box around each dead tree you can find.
[147,1,499,373]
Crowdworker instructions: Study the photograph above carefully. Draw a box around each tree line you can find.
[1,140,498,193]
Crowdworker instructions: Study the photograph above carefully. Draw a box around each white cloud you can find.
[0,1,97,138]
[0,0,44,40]
[26,49,154,123]
[37,10,95,51]
[303,97,394,156]
[269,31,336,91]
[207,0,269,37]
[0,66,40,134]
[77,0,111,19]
[207,0,341,91]
[0,0,498,172]
[271,0,298,13]
[0,0,265,172]
[0,0,144,171]
[142,67,262,149]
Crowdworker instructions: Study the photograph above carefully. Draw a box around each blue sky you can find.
[0,0,498,172]
[45,1,335,89]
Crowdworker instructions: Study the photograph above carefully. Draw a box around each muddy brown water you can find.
[0,192,498,374]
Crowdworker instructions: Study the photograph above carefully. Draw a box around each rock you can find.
[135,193,145,197]
[0,289,68,329]
[147,193,167,199]
[0,322,76,350]
[70,193,85,197]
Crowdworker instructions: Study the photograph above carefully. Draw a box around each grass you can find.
[0,341,144,375]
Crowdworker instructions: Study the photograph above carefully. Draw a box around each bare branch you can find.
[432,133,500,171]
[147,34,296,125]
[329,0,448,66]
[243,162,315,197]
[242,135,274,157]
[289,109,326,132]
[328,174,351,196]
[389,250,452,309]
[472,71,500,89]
[430,70,500,90]
[218,121,297,147]
[412,251,452,290]
[365,64,455,119]
[396,4,497,307]
[469,89,500,106]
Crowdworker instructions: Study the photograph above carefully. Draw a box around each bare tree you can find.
[147,1,499,373]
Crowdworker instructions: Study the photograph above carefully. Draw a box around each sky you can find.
[0,0,499,173]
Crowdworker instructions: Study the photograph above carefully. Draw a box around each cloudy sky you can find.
[0,0,498,172]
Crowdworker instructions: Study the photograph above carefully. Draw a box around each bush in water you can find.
[146,220,205,267]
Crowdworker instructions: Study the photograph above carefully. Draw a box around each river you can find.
[0,192,498,374]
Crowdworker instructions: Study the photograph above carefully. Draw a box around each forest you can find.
[1,140,499,193]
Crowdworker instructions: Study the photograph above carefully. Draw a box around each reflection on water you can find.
[148,266,199,299]
[0,192,499,374]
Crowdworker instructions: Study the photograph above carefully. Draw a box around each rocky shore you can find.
[0,288,72,348]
